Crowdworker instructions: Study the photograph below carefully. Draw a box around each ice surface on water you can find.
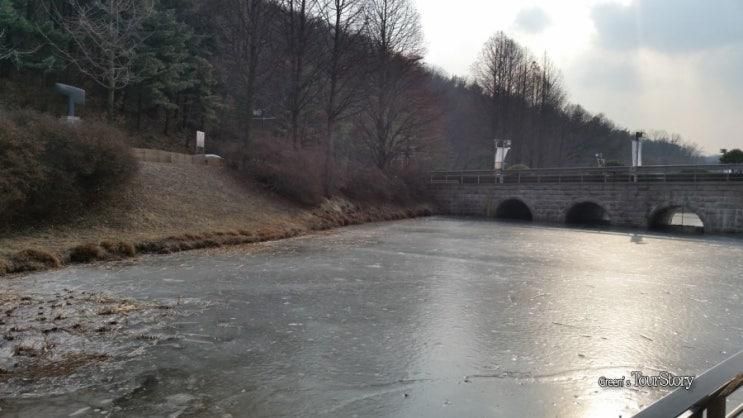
[1,217,742,417]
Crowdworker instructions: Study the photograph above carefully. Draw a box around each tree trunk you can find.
[242,75,256,169]
[291,110,300,150]
[322,4,344,196]
[181,95,189,130]
[323,119,335,196]
[164,110,170,135]
[107,86,115,122]
[241,18,261,169]
[107,41,116,122]
[136,90,143,131]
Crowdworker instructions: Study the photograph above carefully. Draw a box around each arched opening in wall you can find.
[565,202,611,227]
[495,199,533,221]
[649,206,704,234]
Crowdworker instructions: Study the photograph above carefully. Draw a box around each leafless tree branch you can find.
[43,0,154,119]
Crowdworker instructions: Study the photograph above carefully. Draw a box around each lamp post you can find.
[595,153,605,168]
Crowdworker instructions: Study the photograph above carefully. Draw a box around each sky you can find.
[416,0,743,154]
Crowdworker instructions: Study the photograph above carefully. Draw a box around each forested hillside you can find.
[1,0,703,180]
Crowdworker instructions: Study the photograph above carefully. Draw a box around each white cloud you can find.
[514,7,551,34]
[592,0,743,53]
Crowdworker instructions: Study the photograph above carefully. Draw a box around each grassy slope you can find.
[0,162,303,256]
[0,161,430,274]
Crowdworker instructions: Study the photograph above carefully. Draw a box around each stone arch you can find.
[648,204,707,233]
[564,201,612,226]
[494,198,534,221]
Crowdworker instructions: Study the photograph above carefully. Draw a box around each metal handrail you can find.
[633,350,743,418]
[431,164,743,175]
[430,164,743,185]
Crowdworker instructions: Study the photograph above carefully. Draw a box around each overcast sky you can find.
[417,0,743,154]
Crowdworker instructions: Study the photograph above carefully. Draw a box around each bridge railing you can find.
[633,350,743,418]
[430,164,743,185]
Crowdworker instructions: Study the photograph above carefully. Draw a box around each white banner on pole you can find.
[631,138,643,167]
[632,140,638,167]
[494,139,511,170]
[637,140,643,167]
[196,131,205,149]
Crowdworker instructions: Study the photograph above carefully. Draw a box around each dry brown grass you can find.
[100,241,136,257]
[308,200,432,232]
[9,248,62,273]
[130,227,307,257]
[69,243,107,263]
[0,162,302,258]
[0,353,109,381]
[250,137,325,206]
[0,162,432,277]
[96,302,138,315]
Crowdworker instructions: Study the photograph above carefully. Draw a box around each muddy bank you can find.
[1,198,432,278]
[0,161,433,278]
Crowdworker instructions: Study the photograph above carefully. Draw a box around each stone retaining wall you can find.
[132,148,224,166]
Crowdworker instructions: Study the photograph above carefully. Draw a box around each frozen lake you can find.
[1,217,742,417]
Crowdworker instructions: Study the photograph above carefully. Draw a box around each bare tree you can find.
[472,32,526,141]
[532,52,565,166]
[645,130,704,164]
[318,0,366,193]
[356,0,435,170]
[535,52,565,110]
[472,33,567,167]
[355,57,440,169]
[278,0,323,150]
[216,0,273,163]
[47,0,153,120]
[365,0,423,60]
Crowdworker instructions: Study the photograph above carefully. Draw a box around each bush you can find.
[341,166,397,203]
[0,114,45,219]
[10,248,62,272]
[390,164,434,203]
[69,243,107,263]
[101,241,137,257]
[338,162,439,205]
[244,137,433,207]
[0,110,137,225]
[249,137,324,206]
[720,149,743,164]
